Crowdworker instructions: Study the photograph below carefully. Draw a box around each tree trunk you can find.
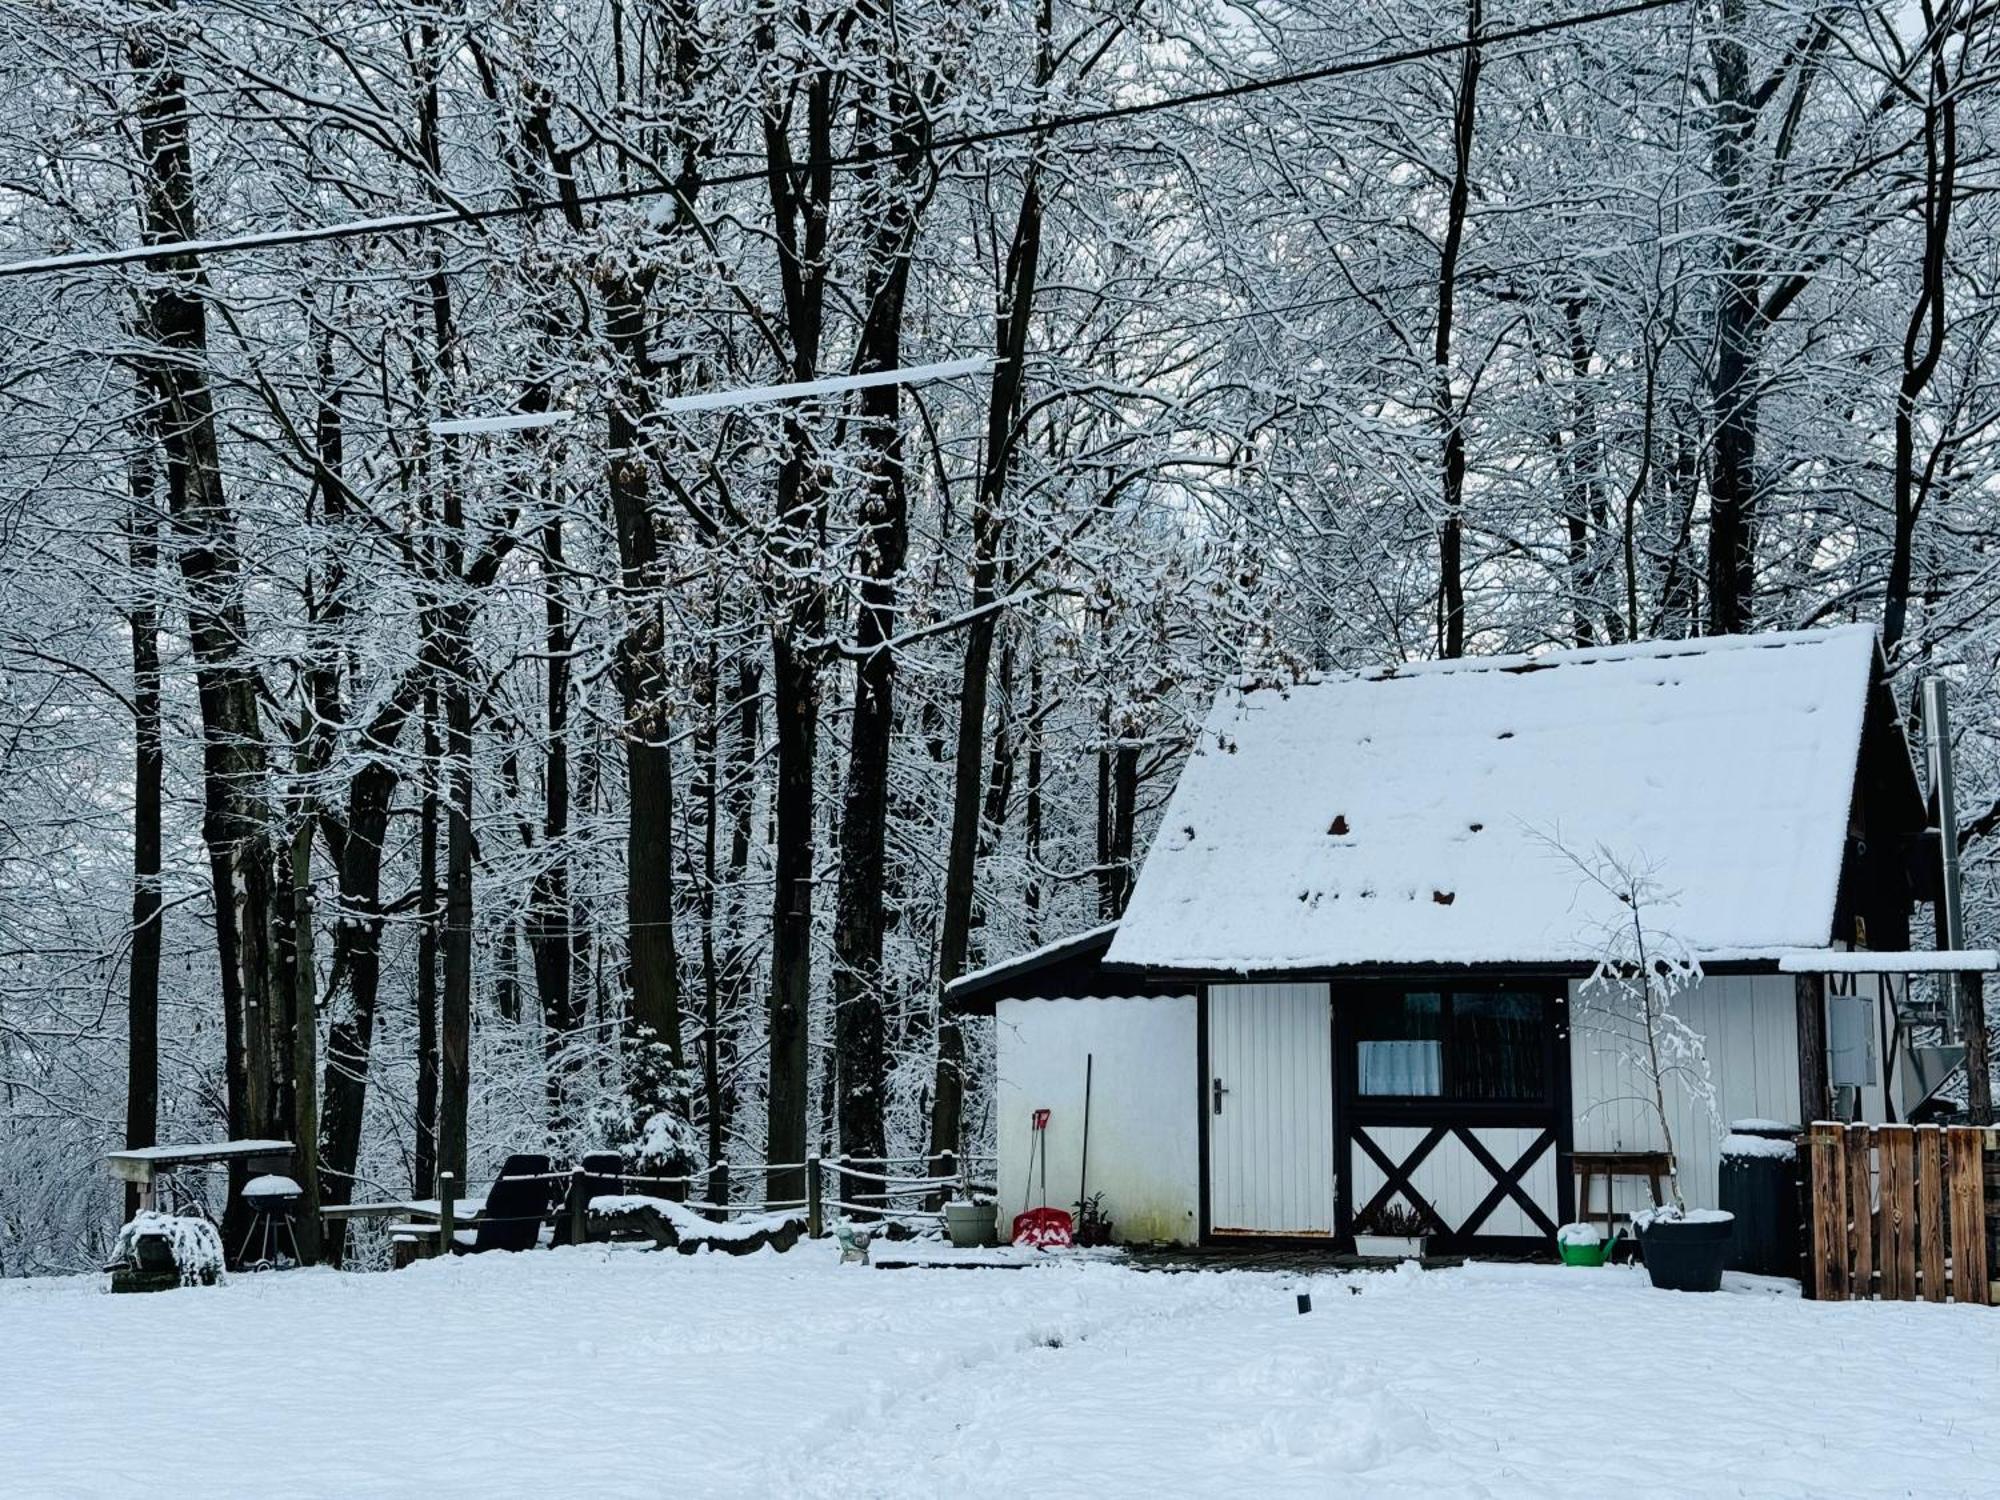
[599,265,686,1158]
[1434,0,1481,659]
[317,757,396,1264]
[1884,1,1956,658]
[767,629,816,1206]
[283,817,321,1263]
[128,16,276,1255]
[933,55,1047,1167]
[528,512,578,1133]
[437,641,474,1185]
[123,440,162,1224]
[757,22,835,1208]
[414,690,441,1196]
[1706,0,1760,637]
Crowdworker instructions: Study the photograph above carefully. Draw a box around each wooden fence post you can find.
[1879,1125,1915,1300]
[1917,1125,1946,1303]
[1845,1123,1873,1299]
[438,1171,457,1259]
[1948,1128,1989,1305]
[1808,1123,1847,1301]
[1985,1129,2000,1305]
[568,1166,587,1247]
[806,1153,823,1238]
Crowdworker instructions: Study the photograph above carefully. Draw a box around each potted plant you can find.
[1352,1200,1430,1261]
[1559,841,1731,1293]
[943,1197,996,1248]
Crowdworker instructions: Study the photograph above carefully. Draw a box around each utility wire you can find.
[0,0,1691,281]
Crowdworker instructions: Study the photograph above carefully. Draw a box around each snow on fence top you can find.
[1106,625,1881,972]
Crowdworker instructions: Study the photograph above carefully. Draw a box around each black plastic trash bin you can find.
[1718,1120,1802,1278]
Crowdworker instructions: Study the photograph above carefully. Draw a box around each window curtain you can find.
[1357,1039,1443,1096]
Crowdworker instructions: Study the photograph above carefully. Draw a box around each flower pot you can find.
[1352,1233,1427,1262]
[943,1201,995,1249]
[1634,1210,1734,1292]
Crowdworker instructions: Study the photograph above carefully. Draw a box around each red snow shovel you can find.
[1011,1108,1073,1249]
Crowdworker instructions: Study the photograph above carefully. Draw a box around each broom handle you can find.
[1078,1054,1093,1216]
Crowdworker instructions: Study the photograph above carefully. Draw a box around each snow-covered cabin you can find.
[950,626,1955,1253]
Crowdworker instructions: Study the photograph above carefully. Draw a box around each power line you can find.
[0,0,1691,282]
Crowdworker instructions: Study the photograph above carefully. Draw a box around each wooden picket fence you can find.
[1804,1123,1997,1304]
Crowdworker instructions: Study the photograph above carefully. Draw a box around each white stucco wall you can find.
[993,995,1199,1245]
[1569,972,1810,1213]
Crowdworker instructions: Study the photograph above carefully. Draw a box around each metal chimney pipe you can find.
[1922,678,1965,1032]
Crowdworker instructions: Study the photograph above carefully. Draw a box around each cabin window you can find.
[1355,992,1444,1095]
[1353,988,1548,1101]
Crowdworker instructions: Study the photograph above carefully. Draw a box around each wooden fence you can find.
[1804,1123,1997,1304]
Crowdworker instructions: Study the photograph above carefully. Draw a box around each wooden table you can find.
[1573,1150,1672,1231]
[104,1139,295,1212]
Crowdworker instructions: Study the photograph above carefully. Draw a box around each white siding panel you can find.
[1210,983,1336,1234]
[994,996,1198,1245]
[1568,973,1801,1213]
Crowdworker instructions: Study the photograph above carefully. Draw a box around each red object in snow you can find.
[1012,1206,1073,1248]
[1013,1107,1072,1247]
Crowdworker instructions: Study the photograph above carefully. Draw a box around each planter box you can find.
[1353,1232,1427,1261]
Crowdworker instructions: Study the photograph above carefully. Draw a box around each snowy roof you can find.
[1106,626,1884,972]
[944,924,1121,1007]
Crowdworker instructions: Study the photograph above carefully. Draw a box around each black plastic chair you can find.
[461,1154,561,1254]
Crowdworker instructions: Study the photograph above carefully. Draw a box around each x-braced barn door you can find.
[1208,983,1336,1236]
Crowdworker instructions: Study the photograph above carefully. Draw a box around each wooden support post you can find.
[1963,972,1993,1126]
[1947,1128,1988,1304]
[806,1153,823,1239]
[1879,1125,1915,1300]
[568,1166,587,1248]
[1796,973,1831,1126]
[1809,1123,1847,1301]
[1917,1125,1946,1303]
[438,1171,457,1259]
[1845,1123,1873,1299]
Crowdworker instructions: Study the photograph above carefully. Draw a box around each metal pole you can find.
[1924,680,1966,978]
[1924,678,1993,1122]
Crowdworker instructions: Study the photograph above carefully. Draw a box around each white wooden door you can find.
[1208,983,1336,1235]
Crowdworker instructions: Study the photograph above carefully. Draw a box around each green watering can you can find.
[1558,1228,1621,1267]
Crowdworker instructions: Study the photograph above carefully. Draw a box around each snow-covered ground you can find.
[5,1246,1997,1498]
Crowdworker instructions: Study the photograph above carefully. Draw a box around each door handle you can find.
[1213,1077,1229,1115]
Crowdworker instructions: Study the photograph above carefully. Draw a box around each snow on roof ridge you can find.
[1234,622,1877,693]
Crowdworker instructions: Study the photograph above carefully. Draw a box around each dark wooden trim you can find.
[1337,982,1570,1252]
[1553,986,1577,1228]
[1455,1127,1560,1238]
[1351,1124,1451,1231]
[1195,984,1211,1242]
[1796,971,1831,1123]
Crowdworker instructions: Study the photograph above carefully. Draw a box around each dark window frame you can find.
[1348,984,1556,1106]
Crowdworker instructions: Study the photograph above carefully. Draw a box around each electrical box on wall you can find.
[1827,992,1876,1090]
